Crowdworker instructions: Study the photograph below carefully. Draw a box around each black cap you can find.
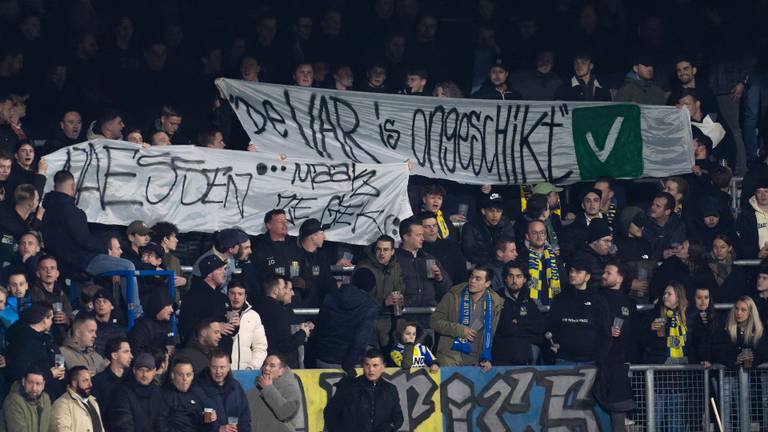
[299,218,331,239]
[139,242,165,260]
[587,218,612,243]
[569,255,592,272]
[582,188,603,200]
[490,57,510,72]
[199,255,226,278]
[480,193,505,210]
[92,289,114,305]
[699,197,720,218]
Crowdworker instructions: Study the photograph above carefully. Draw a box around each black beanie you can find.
[145,290,173,320]
[351,268,376,293]
[22,302,51,325]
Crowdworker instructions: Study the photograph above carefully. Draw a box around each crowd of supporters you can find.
[0,0,767,431]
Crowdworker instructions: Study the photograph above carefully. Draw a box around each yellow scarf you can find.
[528,246,561,303]
[436,209,450,240]
[665,309,687,360]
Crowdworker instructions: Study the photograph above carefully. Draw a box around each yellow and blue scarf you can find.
[665,309,687,360]
[528,245,561,304]
[451,288,494,361]
[436,209,451,240]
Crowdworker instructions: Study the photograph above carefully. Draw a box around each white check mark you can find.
[585,117,624,163]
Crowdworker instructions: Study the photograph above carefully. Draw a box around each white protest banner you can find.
[217,79,694,185]
[43,139,413,245]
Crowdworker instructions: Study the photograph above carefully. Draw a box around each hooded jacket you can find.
[40,191,105,273]
[2,381,52,432]
[312,284,378,368]
[247,368,301,432]
[230,302,268,370]
[59,336,108,375]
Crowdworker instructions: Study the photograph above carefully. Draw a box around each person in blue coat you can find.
[191,351,251,432]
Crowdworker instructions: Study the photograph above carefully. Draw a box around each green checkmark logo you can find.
[572,104,643,180]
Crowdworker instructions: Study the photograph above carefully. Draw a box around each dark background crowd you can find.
[0,0,767,431]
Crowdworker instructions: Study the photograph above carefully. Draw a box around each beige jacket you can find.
[51,388,105,432]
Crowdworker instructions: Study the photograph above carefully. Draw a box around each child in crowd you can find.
[390,322,439,373]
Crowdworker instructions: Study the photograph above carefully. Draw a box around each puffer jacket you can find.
[231,303,268,370]
[461,217,515,266]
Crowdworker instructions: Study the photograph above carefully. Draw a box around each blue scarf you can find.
[451,288,494,361]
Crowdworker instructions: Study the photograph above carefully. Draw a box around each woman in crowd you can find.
[707,234,745,304]
[712,297,767,427]
[643,283,689,431]
[650,240,714,303]
[686,286,719,366]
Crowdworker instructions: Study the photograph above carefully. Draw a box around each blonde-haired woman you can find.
[713,296,767,428]
[643,283,688,432]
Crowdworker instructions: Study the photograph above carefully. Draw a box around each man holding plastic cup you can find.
[193,350,251,432]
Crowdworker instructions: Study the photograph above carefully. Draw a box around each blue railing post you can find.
[167,270,177,343]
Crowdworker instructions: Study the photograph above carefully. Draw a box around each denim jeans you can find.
[742,73,768,161]
[85,254,141,315]
[654,390,685,432]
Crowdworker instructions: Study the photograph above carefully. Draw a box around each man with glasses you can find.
[519,220,563,306]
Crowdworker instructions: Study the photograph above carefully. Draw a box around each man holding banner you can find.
[430,266,503,370]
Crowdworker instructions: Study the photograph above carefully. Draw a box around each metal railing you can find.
[627,365,768,432]
[99,269,177,335]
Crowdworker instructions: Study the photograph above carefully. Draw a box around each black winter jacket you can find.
[492,288,546,365]
[109,376,165,432]
[324,376,403,432]
[91,367,128,418]
[158,383,215,432]
[178,278,228,341]
[312,284,378,368]
[461,217,515,266]
[394,248,452,306]
[40,191,104,272]
[129,316,172,356]
[254,296,306,369]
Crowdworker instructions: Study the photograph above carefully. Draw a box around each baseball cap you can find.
[299,218,331,239]
[480,193,505,210]
[126,221,152,236]
[199,255,226,278]
[532,183,563,195]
